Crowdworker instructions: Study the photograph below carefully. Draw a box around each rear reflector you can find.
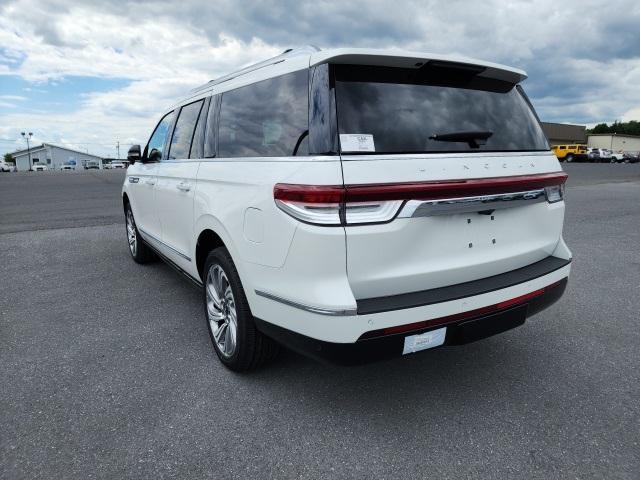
[359,283,561,340]
[274,172,568,226]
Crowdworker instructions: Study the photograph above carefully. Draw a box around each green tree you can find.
[587,121,640,136]
[590,123,611,134]
[3,153,14,164]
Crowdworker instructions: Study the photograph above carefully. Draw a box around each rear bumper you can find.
[255,277,567,365]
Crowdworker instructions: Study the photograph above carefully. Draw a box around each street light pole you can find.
[21,132,33,170]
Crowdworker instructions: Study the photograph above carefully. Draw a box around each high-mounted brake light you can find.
[274,172,568,226]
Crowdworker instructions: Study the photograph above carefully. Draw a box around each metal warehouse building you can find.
[10,143,103,172]
[540,122,587,146]
[587,133,640,152]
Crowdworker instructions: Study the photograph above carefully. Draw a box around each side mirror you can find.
[127,145,141,163]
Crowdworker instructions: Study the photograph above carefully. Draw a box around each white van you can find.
[122,47,571,371]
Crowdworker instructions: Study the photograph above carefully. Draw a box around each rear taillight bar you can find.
[274,172,568,226]
[343,171,568,202]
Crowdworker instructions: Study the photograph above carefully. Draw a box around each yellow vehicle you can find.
[551,144,587,162]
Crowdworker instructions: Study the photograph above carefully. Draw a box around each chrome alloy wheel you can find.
[126,208,137,256]
[206,264,238,358]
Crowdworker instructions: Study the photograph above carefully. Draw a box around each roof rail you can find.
[190,45,321,94]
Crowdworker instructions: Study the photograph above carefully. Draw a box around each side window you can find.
[218,70,309,157]
[190,97,211,159]
[204,95,220,158]
[168,99,204,160]
[146,111,174,160]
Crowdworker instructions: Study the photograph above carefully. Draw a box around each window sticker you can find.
[340,134,375,152]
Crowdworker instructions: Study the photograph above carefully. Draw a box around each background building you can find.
[540,122,587,145]
[587,133,640,152]
[10,143,103,171]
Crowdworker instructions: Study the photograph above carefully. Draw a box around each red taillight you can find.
[343,172,568,202]
[274,172,568,226]
[273,184,345,204]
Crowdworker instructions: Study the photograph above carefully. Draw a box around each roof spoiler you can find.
[309,48,527,85]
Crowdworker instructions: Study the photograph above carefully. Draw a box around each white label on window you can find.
[340,134,375,152]
[402,327,447,355]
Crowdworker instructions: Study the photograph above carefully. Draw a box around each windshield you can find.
[334,64,549,154]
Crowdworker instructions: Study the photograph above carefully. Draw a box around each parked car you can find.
[623,151,640,163]
[587,148,600,162]
[0,160,14,172]
[111,161,126,169]
[85,161,100,170]
[551,144,587,162]
[596,148,612,162]
[60,164,75,171]
[31,164,48,171]
[611,151,626,163]
[122,47,571,371]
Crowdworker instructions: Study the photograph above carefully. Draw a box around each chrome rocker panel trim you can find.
[137,227,192,262]
[255,290,357,316]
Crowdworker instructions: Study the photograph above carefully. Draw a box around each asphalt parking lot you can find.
[1,165,639,479]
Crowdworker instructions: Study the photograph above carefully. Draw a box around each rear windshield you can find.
[334,64,549,154]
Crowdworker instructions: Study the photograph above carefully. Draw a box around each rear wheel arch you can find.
[196,229,226,282]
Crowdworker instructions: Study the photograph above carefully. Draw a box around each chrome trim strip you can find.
[255,290,357,316]
[399,189,547,218]
[138,227,192,262]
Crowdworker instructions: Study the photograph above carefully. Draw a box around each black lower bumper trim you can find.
[255,278,567,366]
[357,256,571,315]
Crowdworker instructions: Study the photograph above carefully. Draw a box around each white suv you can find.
[122,47,571,371]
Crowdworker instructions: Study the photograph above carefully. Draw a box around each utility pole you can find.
[21,132,33,170]
[117,141,120,159]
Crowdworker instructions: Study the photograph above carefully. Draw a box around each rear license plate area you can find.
[402,327,447,354]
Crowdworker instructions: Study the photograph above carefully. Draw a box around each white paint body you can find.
[122,48,571,344]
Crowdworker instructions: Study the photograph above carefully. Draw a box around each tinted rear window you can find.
[218,70,309,157]
[334,64,548,154]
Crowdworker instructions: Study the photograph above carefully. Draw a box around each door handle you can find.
[176,181,191,192]
[145,178,156,186]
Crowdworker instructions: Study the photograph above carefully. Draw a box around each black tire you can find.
[565,154,573,163]
[203,247,279,371]
[125,203,156,264]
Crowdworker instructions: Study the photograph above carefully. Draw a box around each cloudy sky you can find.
[1,0,639,157]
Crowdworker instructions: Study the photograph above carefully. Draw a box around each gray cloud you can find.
[1,0,639,156]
